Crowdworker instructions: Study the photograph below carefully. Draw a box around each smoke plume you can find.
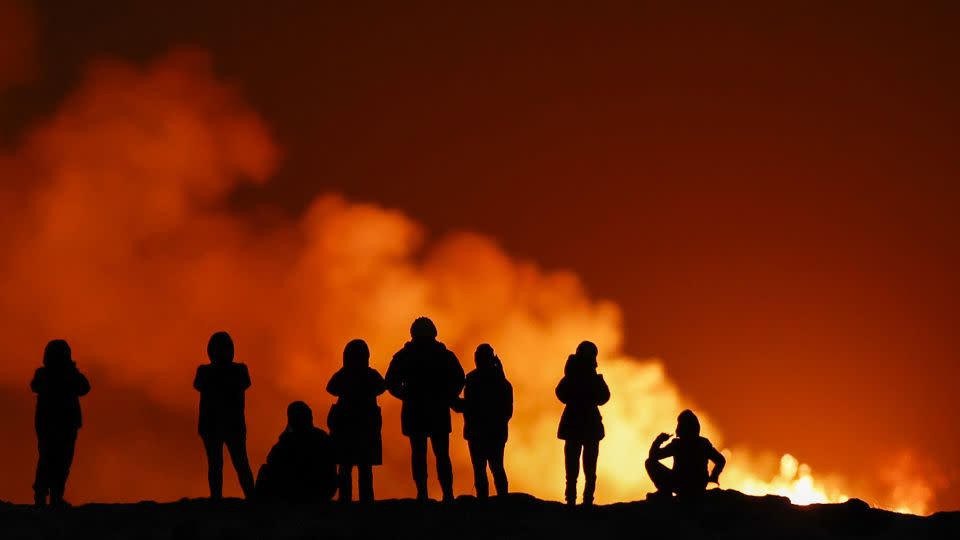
[0,49,939,512]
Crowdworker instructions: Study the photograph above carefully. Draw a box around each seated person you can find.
[645,409,726,499]
[256,401,337,503]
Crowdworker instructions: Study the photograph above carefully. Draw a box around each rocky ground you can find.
[2,490,957,539]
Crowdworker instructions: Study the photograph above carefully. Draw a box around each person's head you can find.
[564,354,591,377]
[676,409,701,439]
[343,339,370,369]
[410,317,438,341]
[207,331,235,365]
[474,343,499,370]
[287,401,314,432]
[575,340,599,371]
[43,339,72,369]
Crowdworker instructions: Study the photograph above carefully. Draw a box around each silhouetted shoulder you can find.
[30,367,46,393]
[699,436,717,452]
[193,364,210,391]
[236,362,251,388]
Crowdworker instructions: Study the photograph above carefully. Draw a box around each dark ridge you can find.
[2,490,957,539]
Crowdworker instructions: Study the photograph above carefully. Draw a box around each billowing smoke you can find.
[0,49,940,512]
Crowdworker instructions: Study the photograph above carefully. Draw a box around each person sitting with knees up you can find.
[256,401,337,503]
[646,409,726,501]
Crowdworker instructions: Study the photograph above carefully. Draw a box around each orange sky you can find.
[1,1,958,511]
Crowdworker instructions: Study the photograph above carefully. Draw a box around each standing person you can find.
[193,331,255,500]
[555,341,610,507]
[454,343,513,500]
[326,339,386,502]
[385,317,465,502]
[31,340,90,508]
[646,409,726,500]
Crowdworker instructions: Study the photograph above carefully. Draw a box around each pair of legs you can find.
[644,458,707,499]
[467,439,507,499]
[409,434,454,501]
[564,439,599,505]
[202,433,255,500]
[34,429,78,507]
[338,464,374,502]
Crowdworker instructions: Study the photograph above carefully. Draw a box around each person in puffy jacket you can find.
[453,343,513,499]
[193,331,255,500]
[556,341,610,506]
[385,317,465,501]
[326,339,386,502]
[256,401,337,503]
[31,339,90,507]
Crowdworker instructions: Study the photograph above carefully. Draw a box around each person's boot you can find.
[582,478,595,507]
[493,475,508,499]
[565,482,577,507]
[33,489,47,508]
[49,488,69,509]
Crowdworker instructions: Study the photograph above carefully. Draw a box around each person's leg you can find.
[581,440,599,506]
[409,435,429,500]
[49,430,77,506]
[467,440,489,499]
[202,436,224,500]
[489,441,508,497]
[34,432,51,507]
[225,434,256,499]
[563,440,582,505]
[358,465,374,503]
[644,457,674,494]
[338,464,353,502]
[431,434,455,502]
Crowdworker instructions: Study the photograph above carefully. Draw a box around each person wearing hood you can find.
[326,339,386,502]
[453,343,513,500]
[193,331,255,500]
[646,409,726,500]
[256,401,337,503]
[555,341,610,507]
[385,317,465,502]
[31,339,90,507]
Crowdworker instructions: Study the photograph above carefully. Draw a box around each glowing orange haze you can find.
[0,50,936,514]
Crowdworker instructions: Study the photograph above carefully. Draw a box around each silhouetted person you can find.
[646,409,726,500]
[255,401,337,503]
[31,340,90,508]
[193,331,255,500]
[386,317,465,501]
[556,341,610,506]
[326,339,386,502]
[452,344,513,499]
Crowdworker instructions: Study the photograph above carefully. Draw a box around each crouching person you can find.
[645,409,726,501]
[256,401,337,503]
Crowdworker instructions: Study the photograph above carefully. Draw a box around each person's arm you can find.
[504,380,514,421]
[448,352,465,402]
[326,371,343,397]
[594,374,611,406]
[648,433,673,460]
[30,368,45,394]
[385,353,405,400]
[74,368,91,397]
[239,364,251,390]
[371,369,386,396]
[555,377,571,404]
[707,444,726,484]
[192,366,206,392]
